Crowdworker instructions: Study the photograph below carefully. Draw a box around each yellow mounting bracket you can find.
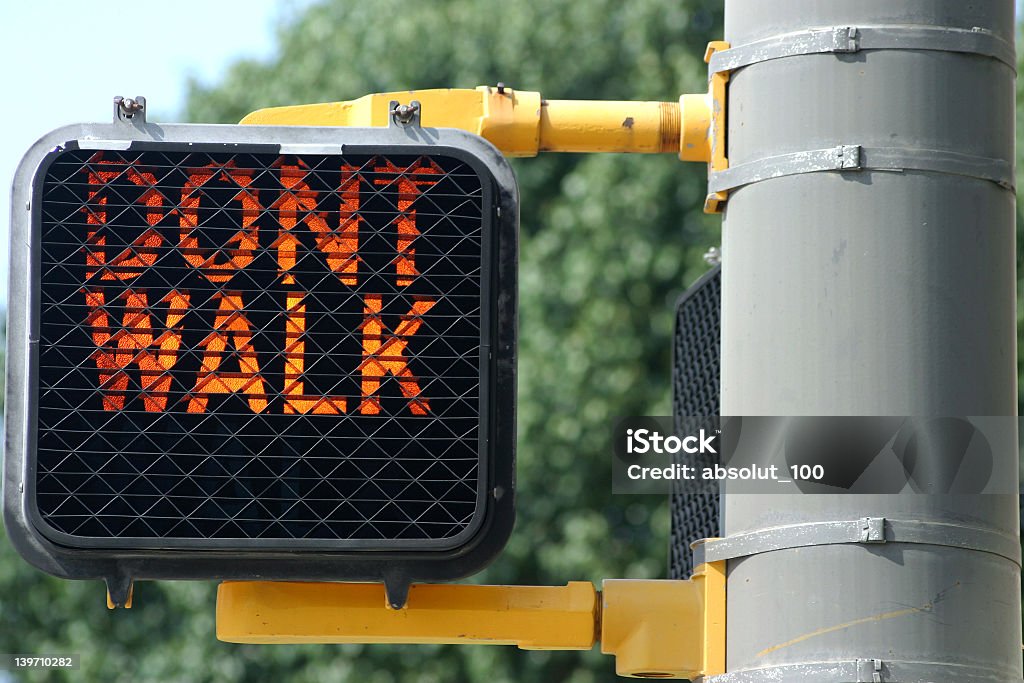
[699,41,731,213]
[241,46,731,213]
[216,562,725,679]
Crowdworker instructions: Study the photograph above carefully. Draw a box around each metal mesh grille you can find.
[34,147,489,546]
[669,265,721,580]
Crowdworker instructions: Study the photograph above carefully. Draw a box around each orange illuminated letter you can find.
[85,288,189,411]
[188,292,269,413]
[180,161,259,283]
[358,294,436,415]
[283,291,348,414]
[374,158,441,286]
[84,153,166,281]
[272,158,360,286]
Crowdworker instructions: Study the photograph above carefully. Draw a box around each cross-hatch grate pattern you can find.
[35,147,487,546]
[670,265,721,580]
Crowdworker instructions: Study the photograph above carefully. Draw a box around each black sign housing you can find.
[4,121,517,607]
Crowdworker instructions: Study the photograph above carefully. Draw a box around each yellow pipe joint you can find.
[601,562,725,679]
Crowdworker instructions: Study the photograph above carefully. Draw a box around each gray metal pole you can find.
[719,2,1021,681]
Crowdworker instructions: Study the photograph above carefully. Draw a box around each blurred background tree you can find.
[3,2,1022,682]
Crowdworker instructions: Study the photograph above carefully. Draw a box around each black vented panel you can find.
[33,147,490,548]
[669,265,721,580]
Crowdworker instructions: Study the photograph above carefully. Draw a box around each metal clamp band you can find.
[692,517,1021,566]
[700,659,1021,683]
[708,25,1016,74]
[707,144,1015,194]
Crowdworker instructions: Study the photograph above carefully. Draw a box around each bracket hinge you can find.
[832,26,860,53]
[837,143,862,169]
[859,517,886,543]
[856,658,885,682]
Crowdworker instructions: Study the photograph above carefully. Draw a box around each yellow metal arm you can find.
[241,42,729,214]
[216,581,599,649]
[241,85,712,162]
[217,562,725,679]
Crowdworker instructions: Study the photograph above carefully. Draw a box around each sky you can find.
[0,0,310,311]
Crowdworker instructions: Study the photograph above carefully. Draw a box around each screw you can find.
[390,102,419,125]
[496,82,507,94]
[703,246,722,265]
[117,96,145,118]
